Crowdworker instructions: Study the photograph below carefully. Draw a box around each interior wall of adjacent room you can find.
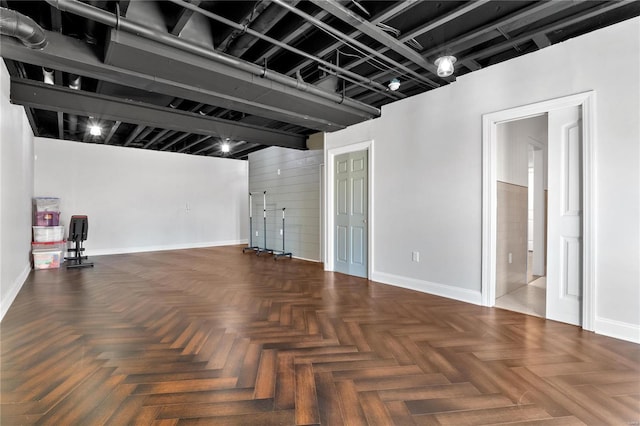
[497,116,548,187]
[248,146,323,262]
[495,116,547,298]
[324,17,640,340]
[34,138,248,255]
[0,61,34,321]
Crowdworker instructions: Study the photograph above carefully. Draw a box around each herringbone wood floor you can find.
[1,246,639,425]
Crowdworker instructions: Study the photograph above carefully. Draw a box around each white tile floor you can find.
[495,276,546,318]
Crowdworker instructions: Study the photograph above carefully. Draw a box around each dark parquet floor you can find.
[1,246,639,425]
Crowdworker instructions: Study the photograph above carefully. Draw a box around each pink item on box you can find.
[35,211,60,226]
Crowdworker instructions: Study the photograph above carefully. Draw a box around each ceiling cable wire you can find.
[311,19,434,92]
[327,32,432,92]
[315,24,403,77]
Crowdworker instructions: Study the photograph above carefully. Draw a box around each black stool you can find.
[65,215,94,269]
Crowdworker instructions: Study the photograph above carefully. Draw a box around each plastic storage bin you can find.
[35,211,60,226]
[32,240,66,253]
[33,226,65,242]
[33,250,62,269]
[33,197,60,212]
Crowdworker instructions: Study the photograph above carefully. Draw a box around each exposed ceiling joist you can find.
[143,129,171,149]
[229,2,299,57]
[160,132,190,151]
[103,120,121,145]
[254,8,333,65]
[285,0,420,78]
[532,34,552,49]
[170,0,201,36]
[117,0,130,16]
[338,1,490,78]
[177,135,212,154]
[401,1,491,43]
[271,0,439,89]
[10,78,307,149]
[122,125,146,147]
[464,0,636,63]
[342,1,587,99]
[56,111,64,139]
[423,1,578,59]
[219,0,271,54]
[310,0,437,75]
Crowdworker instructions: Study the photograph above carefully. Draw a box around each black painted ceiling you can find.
[2,0,639,159]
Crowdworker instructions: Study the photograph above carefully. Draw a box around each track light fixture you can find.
[434,55,456,78]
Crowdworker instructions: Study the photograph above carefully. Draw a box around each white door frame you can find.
[325,140,374,277]
[481,91,596,330]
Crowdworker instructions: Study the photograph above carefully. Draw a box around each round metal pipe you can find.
[167,0,400,98]
[43,0,380,118]
[0,7,47,49]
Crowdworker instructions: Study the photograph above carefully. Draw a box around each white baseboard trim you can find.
[371,271,482,306]
[292,255,321,263]
[1,263,31,322]
[595,317,640,344]
[88,240,248,256]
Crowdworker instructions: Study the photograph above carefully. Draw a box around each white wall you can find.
[0,61,34,321]
[325,18,640,342]
[34,138,248,254]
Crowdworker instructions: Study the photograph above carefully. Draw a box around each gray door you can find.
[334,150,368,278]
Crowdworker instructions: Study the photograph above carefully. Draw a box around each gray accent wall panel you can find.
[248,147,323,261]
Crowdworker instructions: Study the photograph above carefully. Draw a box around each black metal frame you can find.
[65,215,94,269]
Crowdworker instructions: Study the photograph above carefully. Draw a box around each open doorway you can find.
[481,91,596,330]
[494,115,548,318]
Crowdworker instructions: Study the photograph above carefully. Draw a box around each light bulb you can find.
[89,124,101,136]
[388,78,400,91]
[435,55,456,77]
[221,142,230,153]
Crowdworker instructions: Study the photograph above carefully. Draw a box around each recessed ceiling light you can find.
[89,124,101,136]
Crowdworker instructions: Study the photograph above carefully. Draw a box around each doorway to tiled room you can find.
[494,114,548,318]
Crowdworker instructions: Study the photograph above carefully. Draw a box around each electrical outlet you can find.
[255,231,259,237]
[277,168,281,175]
[280,229,283,235]
[412,251,420,262]
[508,252,513,264]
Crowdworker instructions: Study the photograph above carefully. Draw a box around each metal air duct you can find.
[0,7,47,49]
[43,0,380,118]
